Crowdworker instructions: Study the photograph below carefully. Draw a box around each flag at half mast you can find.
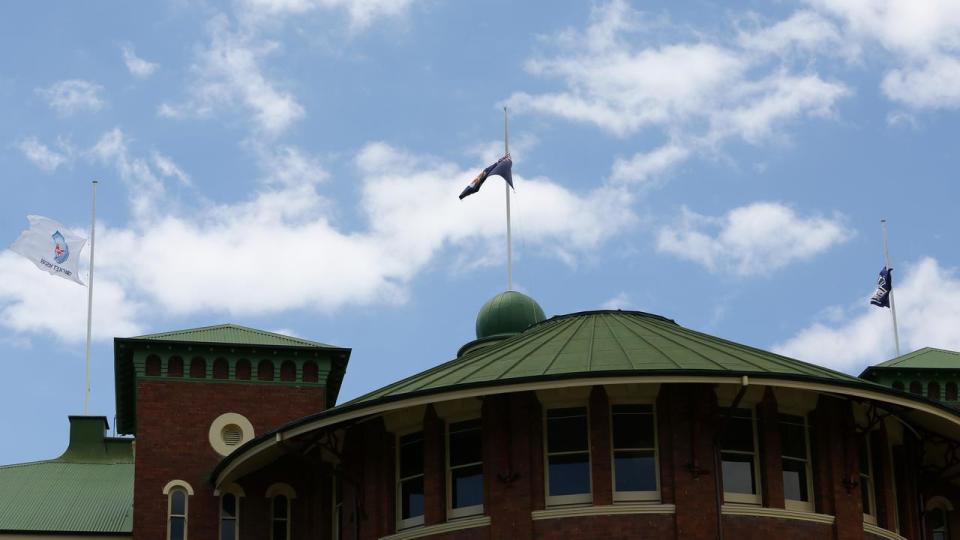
[870,266,893,308]
[9,215,87,285]
[459,154,513,199]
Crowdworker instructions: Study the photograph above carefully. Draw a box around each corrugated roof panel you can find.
[128,323,341,349]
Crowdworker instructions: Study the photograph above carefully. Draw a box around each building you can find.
[3,291,960,539]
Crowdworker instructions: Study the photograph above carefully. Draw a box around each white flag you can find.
[9,215,87,285]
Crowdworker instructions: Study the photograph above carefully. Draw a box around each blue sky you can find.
[3,0,960,464]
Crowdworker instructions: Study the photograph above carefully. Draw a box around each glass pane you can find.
[782,459,808,502]
[221,494,236,518]
[547,408,588,453]
[401,476,425,519]
[721,453,756,495]
[451,463,483,508]
[861,477,872,514]
[779,416,807,459]
[859,439,871,475]
[721,413,755,453]
[614,450,657,492]
[170,517,185,540]
[449,421,482,466]
[273,495,288,516]
[399,433,424,479]
[272,520,288,540]
[548,452,590,496]
[929,508,946,529]
[220,518,236,540]
[170,490,186,515]
[612,411,654,449]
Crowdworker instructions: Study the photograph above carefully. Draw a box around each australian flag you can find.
[459,154,513,200]
[870,267,893,308]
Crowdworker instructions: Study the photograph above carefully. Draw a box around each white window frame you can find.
[167,487,189,540]
[543,404,593,507]
[270,495,290,540]
[609,402,659,503]
[720,406,762,505]
[218,491,241,540]
[446,417,484,519]
[396,429,426,530]
[861,434,877,525]
[265,483,296,540]
[332,476,342,540]
[779,412,815,513]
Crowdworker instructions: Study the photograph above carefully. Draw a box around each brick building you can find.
[3,291,960,539]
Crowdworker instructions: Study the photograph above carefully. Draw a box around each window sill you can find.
[720,505,835,525]
[533,503,676,520]
[863,522,906,540]
[380,516,490,540]
[447,505,484,520]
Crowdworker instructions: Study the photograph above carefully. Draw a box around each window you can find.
[220,493,238,540]
[280,361,296,382]
[213,358,229,379]
[447,419,483,517]
[333,477,343,540]
[929,381,941,400]
[545,407,591,505]
[258,360,274,381]
[168,488,188,540]
[146,355,161,376]
[909,381,922,395]
[397,431,425,528]
[929,507,950,540]
[860,435,877,523]
[720,407,760,504]
[610,404,658,501]
[303,361,319,383]
[892,381,904,392]
[235,359,251,380]
[168,356,184,377]
[780,414,814,511]
[271,495,289,540]
[190,357,206,378]
[947,382,958,401]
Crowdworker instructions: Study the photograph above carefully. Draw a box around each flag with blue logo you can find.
[459,154,513,200]
[869,266,892,308]
[9,215,86,285]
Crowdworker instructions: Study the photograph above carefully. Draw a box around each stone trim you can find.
[721,504,835,525]
[863,522,907,540]
[378,516,490,540]
[531,503,676,520]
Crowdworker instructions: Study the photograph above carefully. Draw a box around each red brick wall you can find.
[532,514,675,539]
[132,379,325,540]
[722,515,832,539]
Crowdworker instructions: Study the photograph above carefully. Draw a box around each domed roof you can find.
[475,291,546,339]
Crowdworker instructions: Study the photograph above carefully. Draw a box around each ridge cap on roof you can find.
[122,323,343,349]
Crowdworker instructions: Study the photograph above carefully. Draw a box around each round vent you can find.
[221,424,244,447]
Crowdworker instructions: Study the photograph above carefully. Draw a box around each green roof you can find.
[0,417,133,534]
[127,323,340,349]
[475,291,546,339]
[868,347,960,370]
[345,310,861,406]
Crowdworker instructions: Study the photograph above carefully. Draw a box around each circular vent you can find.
[221,424,244,447]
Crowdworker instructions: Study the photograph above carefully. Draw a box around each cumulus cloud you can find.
[17,137,72,172]
[657,202,853,276]
[775,257,960,373]
[36,80,105,115]
[121,45,159,78]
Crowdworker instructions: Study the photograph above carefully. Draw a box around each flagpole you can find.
[504,106,513,291]
[83,180,98,415]
[881,219,901,357]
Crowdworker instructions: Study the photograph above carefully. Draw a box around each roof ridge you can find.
[124,323,340,348]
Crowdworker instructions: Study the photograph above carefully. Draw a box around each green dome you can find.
[475,291,546,339]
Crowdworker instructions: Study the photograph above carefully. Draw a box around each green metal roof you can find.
[127,323,340,349]
[344,310,861,407]
[868,347,960,370]
[475,291,546,339]
[0,417,133,534]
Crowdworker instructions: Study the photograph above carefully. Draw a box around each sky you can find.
[2,0,960,464]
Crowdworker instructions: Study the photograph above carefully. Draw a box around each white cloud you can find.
[881,54,960,108]
[121,45,159,78]
[89,129,166,220]
[151,152,191,186]
[238,0,413,30]
[657,202,853,276]
[775,257,960,373]
[36,80,105,115]
[611,143,689,183]
[17,137,72,172]
[601,292,631,310]
[737,10,855,59]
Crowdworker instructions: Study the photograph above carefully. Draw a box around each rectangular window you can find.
[720,407,760,504]
[447,419,483,517]
[397,431,425,529]
[545,407,591,505]
[333,477,342,540]
[779,414,814,511]
[219,493,238,540]
[611,404,658,501]
[860,435,876,523]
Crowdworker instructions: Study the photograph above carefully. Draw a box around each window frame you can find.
[396,428,426,530]
[609,402,659,503]
[778,412,815,513]
[543,404,593,507]
[445,417,484,519]
[270,494,290,540]
[167,487,188,540]
[219,491,240,540]
[332,475,343,540]
[720,406,762,505]
[860,434,877,525]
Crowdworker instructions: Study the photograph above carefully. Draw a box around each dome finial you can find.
[475,291,545,340]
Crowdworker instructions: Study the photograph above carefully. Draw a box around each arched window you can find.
[929,381,941,400]
[909,381,922,395]
[892,380,904,391]
[213,358,229,380]
[162,480,194,540]
[235,359,251,380]
[302,362,318,383]
[258,360,274,381]
[146,355,162,376]
[219,491,241,540]
[190,357,206,378]
[265,484,296,540]
[927,496,954,540]
[948,382,958,401]
[168,356,184,377]
[280,361,296,382]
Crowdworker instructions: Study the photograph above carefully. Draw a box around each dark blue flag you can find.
[459,154,513,200]
[870,267,893,308]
